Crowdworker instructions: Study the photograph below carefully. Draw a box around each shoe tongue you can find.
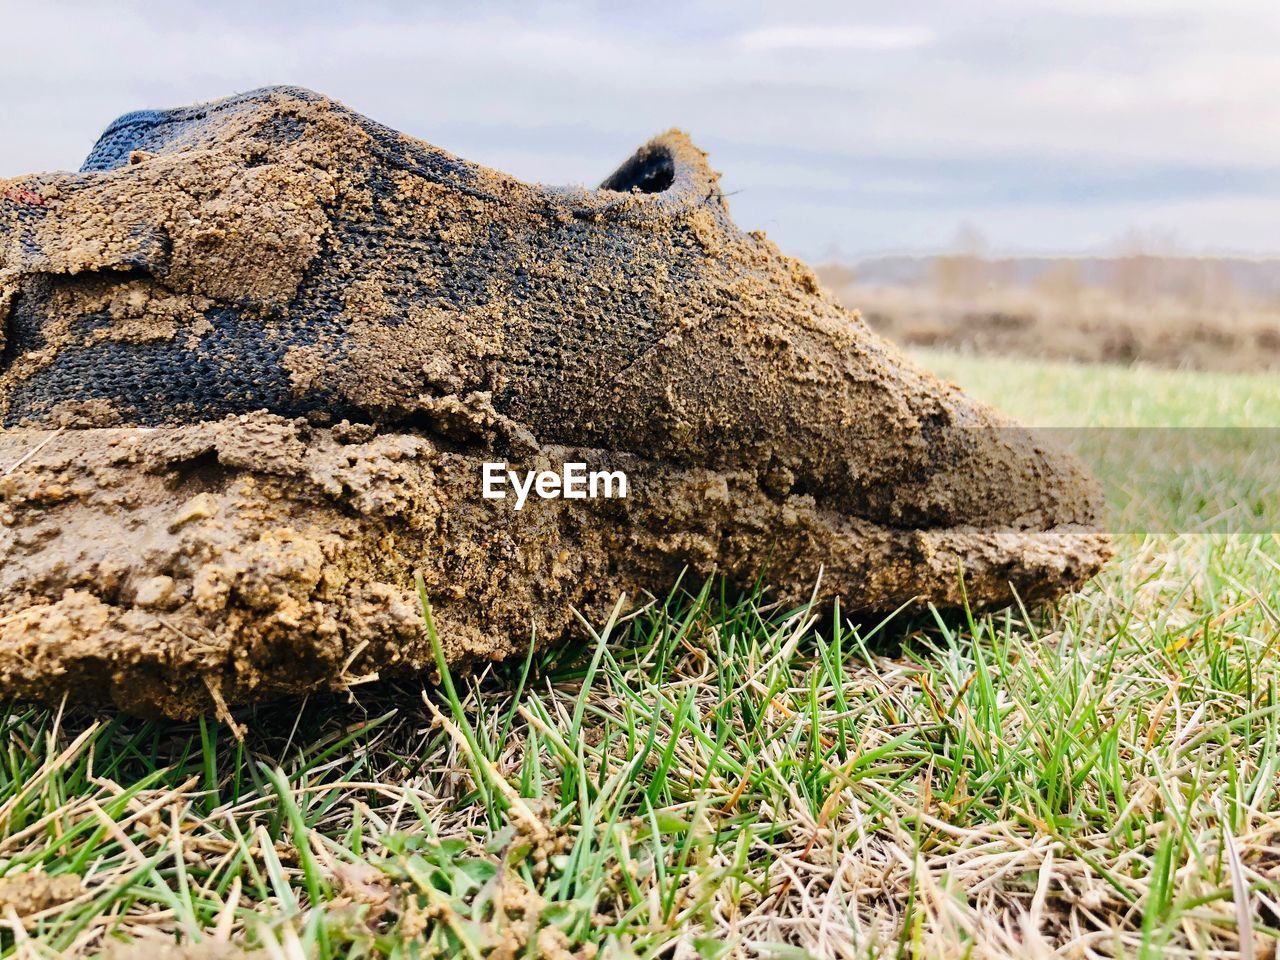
[81,87,326,173]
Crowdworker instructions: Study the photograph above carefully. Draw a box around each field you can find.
[2,352,1278,959]
[816,257,1280,374]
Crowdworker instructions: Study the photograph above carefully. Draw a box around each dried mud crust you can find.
[4,86,1101,534]
[0,414,1109,718]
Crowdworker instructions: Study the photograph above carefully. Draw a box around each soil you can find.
[0,871,81,916]
[0,88,1112,717]
[0,413,1109,717]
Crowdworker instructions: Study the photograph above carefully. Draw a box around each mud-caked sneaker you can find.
[0,87,1109,717]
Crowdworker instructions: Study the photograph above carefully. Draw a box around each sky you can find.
[2,0,1278,260]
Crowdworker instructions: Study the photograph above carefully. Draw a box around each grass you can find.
[2,351,1279,958]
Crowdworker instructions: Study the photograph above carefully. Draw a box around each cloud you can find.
[1,0,1279,256]
[733,24,935,52]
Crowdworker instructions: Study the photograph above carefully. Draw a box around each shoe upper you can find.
[0,86,1102,532]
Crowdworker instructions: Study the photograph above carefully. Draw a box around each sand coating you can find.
[0,87,1111,716]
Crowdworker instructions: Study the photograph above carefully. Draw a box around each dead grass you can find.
[822,280,1280,374]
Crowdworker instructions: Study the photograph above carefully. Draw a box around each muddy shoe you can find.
[0,87,1110,717]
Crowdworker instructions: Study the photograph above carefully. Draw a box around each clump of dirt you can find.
[0,871,81,916]
[0,88,1111,717]
[0,413,1108,717]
